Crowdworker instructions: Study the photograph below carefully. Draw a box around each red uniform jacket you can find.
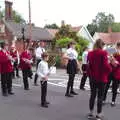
[0,50,13,73]
[112,52,120,80]
[10,50,17,60]
[87,49,112,83]
[19,50,32,70]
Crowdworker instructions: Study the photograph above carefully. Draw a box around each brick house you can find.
[0,1,53,53]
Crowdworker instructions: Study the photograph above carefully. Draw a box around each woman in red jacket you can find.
[0,42,14,96]
[87,39,112,120]
[103,42,120,106]
[19,42,33,90]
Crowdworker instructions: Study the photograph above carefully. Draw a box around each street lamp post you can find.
[21,27,25,41]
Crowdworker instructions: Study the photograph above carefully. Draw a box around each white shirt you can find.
[82,51,88,64]
[35,47,45,60]
[37,60,49,81]
[66,48,78,60]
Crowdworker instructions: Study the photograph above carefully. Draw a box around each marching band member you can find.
[63,41,79,97]
[103,42,120,106]
[34,41,46,86]
[87,39,112,120]
[0,42,14,96]
[10,45,20,78]
[37,52,50,108]
[19,42,33,90]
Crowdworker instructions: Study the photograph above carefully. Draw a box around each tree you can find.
[12,10,25,23]
[87,12,115,36]
[55,25,89,55]
[44,23,59,29]
[111,23,120,32]
[56,37,72,48]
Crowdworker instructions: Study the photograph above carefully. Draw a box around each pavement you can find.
[0,68,120,120]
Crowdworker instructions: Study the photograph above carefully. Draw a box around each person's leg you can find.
[34,59,41,85]
[97,82,105,115]
[7,72,14,95]
[65,74,74,97]
[103,74,112,102]
[70,74,78,95]
[41,81,48,107]
[22,70,29,90]
[1,73,7,96]
[80,73,87,90]
[88,78,97,118]
[111,79,119,106]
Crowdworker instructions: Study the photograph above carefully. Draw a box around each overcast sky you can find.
[0,0,120,27]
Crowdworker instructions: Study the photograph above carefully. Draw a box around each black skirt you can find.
[67,59,77,74]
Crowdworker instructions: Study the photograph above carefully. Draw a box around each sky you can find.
[0,0,120,27]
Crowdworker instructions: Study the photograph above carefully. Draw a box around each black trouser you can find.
[34,59,41,84]
[12,62,19,77]
[1,72,12,94]
[41,81,47,105]
[103,74,120,102]
[80,64,88,89]
[66,74,75,94]
[22,69,31,89]
[89,78,105,114]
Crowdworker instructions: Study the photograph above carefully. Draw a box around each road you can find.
[0,69,120,120]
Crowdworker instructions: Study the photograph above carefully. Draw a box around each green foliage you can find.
[75,36,89,55]
[55,25,79,41]
[12,10,25,23]
[111,23,120,32]
[87,12,115,35]
[56,37,72,48]
[55,55,61,67]
[0,9,25,23]
[44,23,59,29]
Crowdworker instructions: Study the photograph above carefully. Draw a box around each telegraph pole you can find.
[28,0,32,43]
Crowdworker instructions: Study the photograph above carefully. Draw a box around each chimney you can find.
[108,26,112,33]
[5,1,13,20]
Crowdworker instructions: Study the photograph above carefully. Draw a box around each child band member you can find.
[37,52,50,108]
[64,41,79,97]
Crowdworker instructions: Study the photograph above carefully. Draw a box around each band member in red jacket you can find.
[103,42,120,106]
[0,42,14,96]
[19,42,33,90]
[10,46,20,78]
[87,39,112,120]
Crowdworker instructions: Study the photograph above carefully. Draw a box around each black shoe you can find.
[111,102,116,107]
[2,93,8,97]
[70,91,78,95]
[34,83,39,86]
[41,104,48,108]
[8,92,15,95]
[96,115,103,120]
[87,113,94,119]
[24,88,29,90]
[45,101,50,104]
[65,93,74,97]
[80,87,86,90]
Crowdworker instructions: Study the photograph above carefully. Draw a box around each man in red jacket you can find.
[0,42,14,96]
[19,42,33,90]
[87,39,112,120]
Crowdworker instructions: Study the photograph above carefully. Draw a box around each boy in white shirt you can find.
[37,52,50,108]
